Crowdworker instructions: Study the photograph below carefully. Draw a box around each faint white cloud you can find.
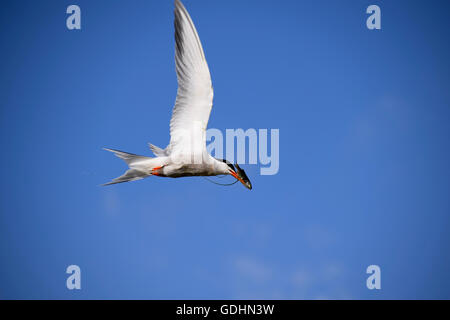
[102,189,120,216]
[291,269,312,287]
[322,263,342,280]
[230,221,272,243]
[228,253,354,299]
[233,257,272,283]
[303,224,335,250]
[352,95,414,145]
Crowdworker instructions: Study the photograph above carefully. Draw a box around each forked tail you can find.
[102,148,152,186]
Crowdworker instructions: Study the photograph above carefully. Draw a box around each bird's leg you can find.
[151,166,164,176]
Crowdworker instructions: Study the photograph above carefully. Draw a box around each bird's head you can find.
[219,159,252,190]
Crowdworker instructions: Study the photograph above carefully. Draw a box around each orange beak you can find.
[230,170,252,190]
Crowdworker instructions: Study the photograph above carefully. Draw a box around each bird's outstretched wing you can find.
[168,0,213,158]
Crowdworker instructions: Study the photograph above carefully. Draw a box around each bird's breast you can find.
[162,163,217,177]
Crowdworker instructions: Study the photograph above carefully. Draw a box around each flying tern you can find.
[103,0,252,190]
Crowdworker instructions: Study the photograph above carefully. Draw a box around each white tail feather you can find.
[102,148,154,185]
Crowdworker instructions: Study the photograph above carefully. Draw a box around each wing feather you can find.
[168,0,213,157]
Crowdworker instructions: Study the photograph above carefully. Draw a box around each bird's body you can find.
[103,0,252,189]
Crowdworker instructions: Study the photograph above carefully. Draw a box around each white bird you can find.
[103,0,252,190]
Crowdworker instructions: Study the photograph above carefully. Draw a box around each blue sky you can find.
[1,0,449,299]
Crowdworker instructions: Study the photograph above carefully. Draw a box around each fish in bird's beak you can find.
[230,164,252,190]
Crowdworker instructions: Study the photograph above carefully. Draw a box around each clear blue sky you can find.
[1,0,449,299]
